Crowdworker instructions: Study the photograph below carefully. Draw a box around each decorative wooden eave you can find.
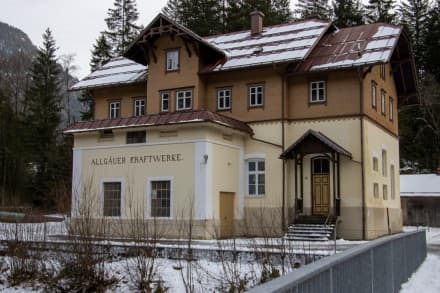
[124,13,225,66]
[391,28,419,106]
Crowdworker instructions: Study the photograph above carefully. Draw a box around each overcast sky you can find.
[1,0,300,79]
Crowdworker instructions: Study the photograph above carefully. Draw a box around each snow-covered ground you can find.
[400,227,440,293]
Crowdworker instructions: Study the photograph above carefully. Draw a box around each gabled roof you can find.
[124,13,225,65]
[70,57,147,91]
[298,23,402,71]
[400,174,440,197]
[280,129,352,159]
[203,19,331,72]
[64,110,253,135]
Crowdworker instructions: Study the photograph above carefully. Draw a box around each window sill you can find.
[165,69,179,73]
[217,108,232,112]
[309,100,326,105]
[245,194,265,198]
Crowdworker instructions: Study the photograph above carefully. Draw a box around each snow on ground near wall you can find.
[403,226,440,245]
[400,254,440,293]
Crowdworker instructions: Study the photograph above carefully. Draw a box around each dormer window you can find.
[166,49,179,71]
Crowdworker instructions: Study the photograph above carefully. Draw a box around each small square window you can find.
[161,92,170,112]
[310,81,326,103]
[109,101,120,119]
[134,97,146,116]
[248,85,264,107]
[217,88,232,110]
[166,49,179,71]
[126,131,146,144]
[176,89,192,110]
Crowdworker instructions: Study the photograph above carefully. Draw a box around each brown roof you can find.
[64,110,253,135]
[280,129,352,159]
[298,23,402,72]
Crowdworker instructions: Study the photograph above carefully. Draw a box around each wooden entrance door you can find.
[220,192,234,238]
[312,158,330,215]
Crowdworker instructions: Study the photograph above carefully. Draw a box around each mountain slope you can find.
[0,21,36,56]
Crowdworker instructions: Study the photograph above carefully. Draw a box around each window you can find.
[380,64,386,80]
[176,89,192,110]
[373,183,379,198]
[248,160,265,196]
[109,101,120,119]
[217,88,231,110]
[390,165,395,200]
[372,157,379,171]
[100,129,114,138]
[134,97,146,116]
[103,182,121,217]
[382,149,387,176]
[161,92,170,112]
[383,184,388,200]
[248,85,264,107]
[312,158,330,174]
[309,81,326,103]
[371,81,377,109]
[381,90,386,115]
[389,97,394,121]
[166,49,179,71]
[126,131,146,144]
[150,180,171,217]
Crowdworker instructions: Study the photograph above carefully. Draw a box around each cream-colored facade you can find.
[67,13,417,240]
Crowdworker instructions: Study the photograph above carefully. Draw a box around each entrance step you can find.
[286,216,336,241]
[285,224,335,241]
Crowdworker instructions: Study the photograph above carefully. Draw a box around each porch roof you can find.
[280,129,352,160]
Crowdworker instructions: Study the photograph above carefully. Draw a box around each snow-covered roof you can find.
[299,23,402,72]
[70,57,147,91]
[204,19,331,71]
[400,174,440,197]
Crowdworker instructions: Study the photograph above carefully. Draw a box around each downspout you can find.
[281,75,286,231]
[358,68,366,240]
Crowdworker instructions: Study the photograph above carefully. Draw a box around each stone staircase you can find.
[285,215,336,241]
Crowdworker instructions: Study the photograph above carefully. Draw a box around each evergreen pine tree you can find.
[422,0,440,80]
[399,0,431,68]
[365,0,397,23]
[25,28,62,207]
[295,0,332,20]
[90,34,113,71]
[105,0,142,55]
[78,90,94,121]
[332,0,364,27]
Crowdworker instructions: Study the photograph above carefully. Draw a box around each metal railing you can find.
[249,230,427,293]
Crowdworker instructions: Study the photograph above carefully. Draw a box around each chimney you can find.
[250,10,264,35]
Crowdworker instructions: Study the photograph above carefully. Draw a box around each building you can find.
[66,12,417,240]
[401,172,440,227]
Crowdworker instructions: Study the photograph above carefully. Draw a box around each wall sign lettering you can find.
[90,153,183,166]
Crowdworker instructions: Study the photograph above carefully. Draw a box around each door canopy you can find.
[280,129,352,160]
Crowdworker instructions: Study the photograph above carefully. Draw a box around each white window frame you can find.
[217,88,232,110]
[371,81,377,109]
[381,90,386,115]
[109,101,120,119]
[134,97,145,116]
[166,49,179,71]
[100,178,124,217]
[161,92,170,112]
[246,159,265,197]
[248,85,264,107]
[309,80,326,103]
[147,176,174,219]
[176,89,192,111]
